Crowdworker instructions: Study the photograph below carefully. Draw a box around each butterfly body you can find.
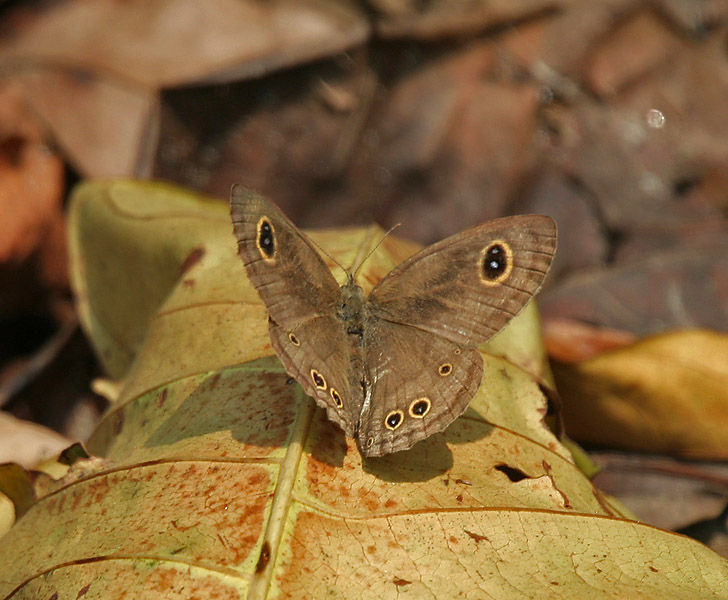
[231,187,557,457]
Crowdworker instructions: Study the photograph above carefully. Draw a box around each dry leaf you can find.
[0,81,66,301]
[540,240,728,336]
[554,329,728,459]
[0,0,369,176]
[0,411,70,469]
[544,317,637,362]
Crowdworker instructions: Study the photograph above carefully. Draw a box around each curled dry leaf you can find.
[543,317,637,363]
[554,329,728,460]
[0,411,70,470]
[1,181,726,598]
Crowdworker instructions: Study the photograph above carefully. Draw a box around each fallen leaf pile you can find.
[1,180,726,598]
[1,2,728,594]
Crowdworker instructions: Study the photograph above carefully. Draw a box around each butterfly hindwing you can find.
[368,215,557,347]
[358,320,483,456]
[269,317,358,437]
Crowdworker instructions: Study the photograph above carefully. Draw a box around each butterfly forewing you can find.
[230,186,341,328]
[368,215,557,347]
[358,320,483,456]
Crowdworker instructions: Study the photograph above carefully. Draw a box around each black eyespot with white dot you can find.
[288,332,300,346]
[480,240,513,285]
[385,410,404,430]
[409,397,431,418]
[256,217,276,260]
[484,244,506,278]
[438,363,452,376]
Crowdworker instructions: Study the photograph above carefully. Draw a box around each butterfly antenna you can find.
[351,223,401,280]
[306,233,348,275]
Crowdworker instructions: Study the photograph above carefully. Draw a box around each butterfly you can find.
[230,186,557,457]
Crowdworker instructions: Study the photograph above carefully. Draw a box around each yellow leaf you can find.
[1,180,726,598]
[555,329,728,459]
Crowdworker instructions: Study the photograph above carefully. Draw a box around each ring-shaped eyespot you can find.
[408,397,431,419]
[288,332,300,346]
[438,363,453,377]
[366,437,374,448]
[479,239,513,286]
[330,388,343,409]
[385,410,404,430]
[256,217,277,261]
[310,369,327,390]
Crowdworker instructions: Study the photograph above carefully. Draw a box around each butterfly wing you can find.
[269,318,357,436]
[368,215,557,347]
[359,215,556,455]
[230,187,358,435]
[230,185,341,327]
[358,321,483,456]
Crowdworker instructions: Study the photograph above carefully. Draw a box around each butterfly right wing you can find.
[357,320,483,456]
[231,187,358,435]
[368,215,556,347]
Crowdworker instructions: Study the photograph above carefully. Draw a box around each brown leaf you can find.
[373,0,563,40]
[0,82,65,271]
[591,452,728,534]
[0,0,369,177]
[544,317,637,363]
[541,239,728,335]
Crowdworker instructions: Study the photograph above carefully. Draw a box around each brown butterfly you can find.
[230,187,557,457]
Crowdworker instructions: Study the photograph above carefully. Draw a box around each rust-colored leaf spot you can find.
[76,583,91,597]
[454,478,472,486]
[393,577,411,587]
[650,566,659,573]
[494,463,529,482]
[464,529,489,543]
[157,388,168,408]
[180,246,205,274]
[48,594,58,600]
[256,540,271,573]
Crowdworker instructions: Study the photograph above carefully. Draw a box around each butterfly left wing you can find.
[230,187,359,436]
[357,320,483,456]
[368,215,557,347]
[269,317,358,437]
